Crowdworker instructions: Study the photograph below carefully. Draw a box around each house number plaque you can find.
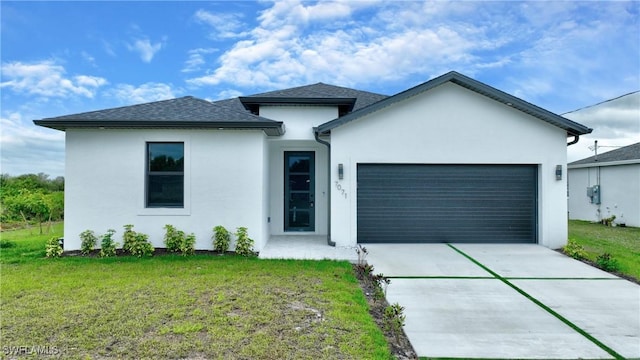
[334,181,347,199]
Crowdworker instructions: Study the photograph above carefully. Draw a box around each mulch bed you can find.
[353,264,418,360]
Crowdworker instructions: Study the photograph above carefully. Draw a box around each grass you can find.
[568,220,640,281]
[0,225,391,359]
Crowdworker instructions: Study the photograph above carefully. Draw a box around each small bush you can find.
[180,233,196,256]
[0,239,15,249]
[383,303,406,341]
[79,230,98,255]
[235,227,255,256]
[596,253,620,272]
[129,232,154,257]
[100,229,117,258]
[563,239,586,260]
[122,224,136,253]
[601,215,616,227]
[164,224,184,253]
[355,244,368,266]
[213,225,231,253]
[45,237,63,258]
[371,273,391,303]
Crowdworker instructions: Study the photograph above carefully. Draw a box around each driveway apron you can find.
[366,244,640,359]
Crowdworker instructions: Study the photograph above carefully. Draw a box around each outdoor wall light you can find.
[555,165,562,180]
[338,163,344,179]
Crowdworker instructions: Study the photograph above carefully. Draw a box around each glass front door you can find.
[284,151,315,231]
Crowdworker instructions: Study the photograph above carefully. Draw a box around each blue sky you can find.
[1,1,639,177]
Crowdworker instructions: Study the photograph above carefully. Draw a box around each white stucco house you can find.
[568,142,640,227]
[34,71,592,252]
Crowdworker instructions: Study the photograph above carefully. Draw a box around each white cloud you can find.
[194,9,249,39]
[0,111,65,177]
[182,48,218,73]
[127,37,165,63]
[185,1,638,114]
[108,82,177,104]
[0,60,107,98]
[565,92,640,162]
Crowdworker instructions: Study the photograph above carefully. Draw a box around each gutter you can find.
[313,127,336,247]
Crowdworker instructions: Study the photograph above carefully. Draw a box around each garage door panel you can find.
[357,164,537,244]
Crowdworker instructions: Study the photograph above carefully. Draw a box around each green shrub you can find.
[100,229,117,258]
[0,239,15,249]
[596,253,620,272]
[163,224,184,253]
[213,225,231,253]
[383,303,406,341]
[563,239,587,260]
[180,233,196,256]
[45,237,63,258]
[601,215,616,226]
[235,227,255,256]
[122,224,136,253]
[371,273,391,303]
[128,232,154,257]
[79,229,98,255]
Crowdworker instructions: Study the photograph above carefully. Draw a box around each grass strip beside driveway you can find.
[447,244,625,360]
[1,255,391,359]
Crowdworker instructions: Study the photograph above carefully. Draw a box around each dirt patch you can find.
[353,264,418,360]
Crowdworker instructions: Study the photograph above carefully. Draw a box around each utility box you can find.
[587,185,601,204]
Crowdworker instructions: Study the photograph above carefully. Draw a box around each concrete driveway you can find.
[366,244,640,359]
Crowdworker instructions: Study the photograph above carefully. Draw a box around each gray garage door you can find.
[357,164,537,243]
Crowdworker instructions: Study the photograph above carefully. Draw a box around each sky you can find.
[1,1,639,178]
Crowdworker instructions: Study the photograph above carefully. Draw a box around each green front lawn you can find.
[568,220,640,281]
[0,226,391,359]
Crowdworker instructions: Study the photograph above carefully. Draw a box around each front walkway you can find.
[259,235,358,261]
[367,244,640,359]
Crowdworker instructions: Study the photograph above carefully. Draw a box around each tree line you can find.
[0,173,64,233]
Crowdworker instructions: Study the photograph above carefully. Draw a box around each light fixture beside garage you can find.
[338,163,344,179]
[556,165,562,180]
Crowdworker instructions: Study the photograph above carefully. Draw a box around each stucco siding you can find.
[329,82,569,248]
[568,164,640,227]
[64,129,269,251]
[260,105,338,140]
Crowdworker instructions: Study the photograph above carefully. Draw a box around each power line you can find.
[561,90,640,115]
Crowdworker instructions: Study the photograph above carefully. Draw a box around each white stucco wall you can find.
[568,163,640,227]
[260,105,338,140]
[64,129,270,251]
[329,82,569,249]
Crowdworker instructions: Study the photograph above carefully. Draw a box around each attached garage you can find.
[357,164,538,244]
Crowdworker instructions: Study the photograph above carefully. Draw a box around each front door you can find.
[284,151,315,231]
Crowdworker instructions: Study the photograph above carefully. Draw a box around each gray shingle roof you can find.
[246,82,388,111]
[316,71,593,137]
[34,96,284,135]
[569,142,640,166]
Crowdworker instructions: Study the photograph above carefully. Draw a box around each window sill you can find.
[138,207,191,216]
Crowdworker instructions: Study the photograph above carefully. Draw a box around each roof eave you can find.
[33,120,285,136]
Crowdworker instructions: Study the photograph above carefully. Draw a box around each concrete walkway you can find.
[366,244,640,359]
[259,236,358,261]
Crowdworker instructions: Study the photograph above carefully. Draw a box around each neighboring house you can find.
[34,71,592,251]
[568,142,640,227]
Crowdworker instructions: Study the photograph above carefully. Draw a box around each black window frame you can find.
[146,142,184,208]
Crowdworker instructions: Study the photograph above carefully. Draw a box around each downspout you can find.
[313,127,336,247]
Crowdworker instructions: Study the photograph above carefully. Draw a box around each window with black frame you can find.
[146,142,184,207]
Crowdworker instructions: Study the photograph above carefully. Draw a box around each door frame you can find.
[284,151,315,231]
